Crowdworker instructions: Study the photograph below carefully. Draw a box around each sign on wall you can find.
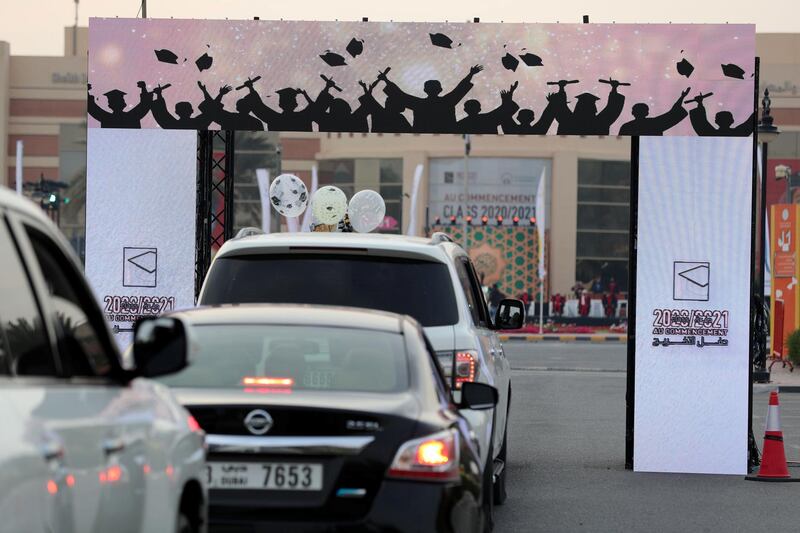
[428,157,550,221]
[634,136,752,475]
[770,204,799,356]
[85,129,197,349]
[88,19,754,136]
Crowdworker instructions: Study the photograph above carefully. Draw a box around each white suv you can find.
[198,230,524,505]
[0,187,207,533]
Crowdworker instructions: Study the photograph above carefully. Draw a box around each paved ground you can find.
[494,342,800,533]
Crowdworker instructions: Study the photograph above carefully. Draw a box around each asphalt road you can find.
[494,341,800,533]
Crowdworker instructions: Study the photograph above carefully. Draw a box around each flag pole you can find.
[539,270,545,334]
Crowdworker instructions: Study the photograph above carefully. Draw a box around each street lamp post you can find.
[756,88,780,374]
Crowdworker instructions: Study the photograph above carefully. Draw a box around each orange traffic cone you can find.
[746,391,798,482]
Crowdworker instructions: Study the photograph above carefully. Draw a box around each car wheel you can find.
[493,427,508,506]
[482,446,495,533]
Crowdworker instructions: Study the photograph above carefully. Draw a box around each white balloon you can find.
[269,174,308,217]
[348,190,386,233]
[311,186,348,225]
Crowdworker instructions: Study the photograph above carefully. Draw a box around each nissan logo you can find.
[244,409,273,435]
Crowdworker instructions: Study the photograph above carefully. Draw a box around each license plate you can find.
[207,462,323,491]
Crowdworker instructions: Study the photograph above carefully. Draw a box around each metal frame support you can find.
[625,136,639,470]
[195,130,235,300]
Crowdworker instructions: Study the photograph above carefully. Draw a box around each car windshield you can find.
[156,324,409,393]
[200,254,459,327]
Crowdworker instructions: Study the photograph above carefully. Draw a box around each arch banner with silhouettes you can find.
[84,17,758,475]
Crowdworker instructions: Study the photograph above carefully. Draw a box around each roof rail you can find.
[430,232,454,245]
[234,227,265,239]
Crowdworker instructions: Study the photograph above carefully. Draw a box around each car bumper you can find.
[208,479,481,533]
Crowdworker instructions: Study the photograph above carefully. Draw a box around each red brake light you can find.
[388,429,459,481]
[187,415,203,433]
[106,465,122,483]
[454,351,477,389]
[417,440,450,466]
[242,376,294,387]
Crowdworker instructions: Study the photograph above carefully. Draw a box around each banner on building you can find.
[85,129,197,349]
[634,136,753,475]
[428,157,550,222]
[88,18,754,136]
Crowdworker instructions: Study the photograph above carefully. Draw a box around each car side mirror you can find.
[494,298,525,330]
[132,317,188,378]
[458,382,498,411]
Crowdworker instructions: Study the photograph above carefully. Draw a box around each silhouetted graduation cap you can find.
[103,89,127,103]
[429,32,456,48]
[195,53,213,72]
[346,38,364,58]
[721,63,745,79]
[676,58,694,78]
[319,51,347,67]
[154,48,179,64]
[276,88,300,97]
[502,53,519,72]
[519,52,543,67]
[575,93,600,102]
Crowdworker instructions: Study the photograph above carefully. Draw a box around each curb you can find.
[499,334,627,343]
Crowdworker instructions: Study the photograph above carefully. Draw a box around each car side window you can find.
[455,260,482,326]
[465,261,492,327]
[24,226,115,378]
[0,218,56,376]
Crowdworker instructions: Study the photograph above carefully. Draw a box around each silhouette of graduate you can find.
[501,89,564,134]
[88,81,152,128]
[688,92,754,136]
[315,76,371,132]
[552,78,627,135]
[246,77,334,132]
[150,84,216,130]
[361,69,412,133]
[379,64,484,133]
[198,81,264,130]
[619,87,691,136]
[457,82,520,134]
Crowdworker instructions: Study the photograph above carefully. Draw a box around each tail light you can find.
[387,429,460,482]
[436,350,479,389]
[454,351,477,389]
[242,376,294,387]
[187,414,203,433]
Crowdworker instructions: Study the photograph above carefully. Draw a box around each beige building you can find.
[2,28,800,295]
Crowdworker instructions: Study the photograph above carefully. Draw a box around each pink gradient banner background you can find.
[88,18,755,135]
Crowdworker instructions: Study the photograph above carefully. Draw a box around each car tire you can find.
[493,427,509,506]
[482,445,495,533]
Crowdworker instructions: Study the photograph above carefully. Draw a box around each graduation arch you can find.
[85,18,758,475]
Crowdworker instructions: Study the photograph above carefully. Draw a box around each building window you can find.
[576,159,630,293]
[59,123,87,262]
[318,158,403,233]
[232,131,281,232]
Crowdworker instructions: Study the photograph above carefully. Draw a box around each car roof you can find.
[170,303,410,333]
[0,186,57,224]
[214,232,466,263]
